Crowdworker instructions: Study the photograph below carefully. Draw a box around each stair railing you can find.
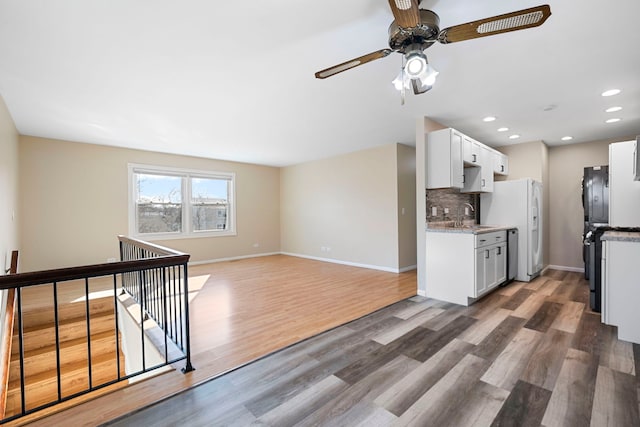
[0,239,193,423]
[0,250,19,420]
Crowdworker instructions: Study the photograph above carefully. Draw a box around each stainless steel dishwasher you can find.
[506,228,518,284]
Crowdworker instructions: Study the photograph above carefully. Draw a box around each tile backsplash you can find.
[426,188,479,223]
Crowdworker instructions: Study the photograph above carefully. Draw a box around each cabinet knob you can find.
[497,247,502,255]
[485,250,490,259]
[482,179,486,187]
[472,154,477,162]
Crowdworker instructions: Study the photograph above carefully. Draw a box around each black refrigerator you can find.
[582,165,608,311]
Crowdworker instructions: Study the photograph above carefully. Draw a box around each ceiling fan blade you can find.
[315,49,393,79]
[438,4,551,44]
[387,0,420,28]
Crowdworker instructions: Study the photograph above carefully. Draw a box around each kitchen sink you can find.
[456,225,495,230]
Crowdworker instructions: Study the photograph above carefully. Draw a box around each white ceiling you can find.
[0,0,639,167]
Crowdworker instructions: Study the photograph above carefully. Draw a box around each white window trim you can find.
[128,163,237,240]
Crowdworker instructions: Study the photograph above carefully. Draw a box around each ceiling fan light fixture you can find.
[405,52,427,77]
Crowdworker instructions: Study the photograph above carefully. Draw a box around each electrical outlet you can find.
[444,207,449,214]
[401,207,405,215]
[253,243,259,248]
[465,207,470,216]
[326,247,331,252]
[107,257,116,263]
[431,206,437,216]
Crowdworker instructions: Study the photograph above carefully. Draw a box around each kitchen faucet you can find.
[456,203,475,227]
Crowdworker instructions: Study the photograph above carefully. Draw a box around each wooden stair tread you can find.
[18,297,117,330]
[8,330,121,379]
[12,312,118,354]
[5,296,128,418]
[8,350,122,389]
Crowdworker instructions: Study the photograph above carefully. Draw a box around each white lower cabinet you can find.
[475,242,506,297]
[425,230,507,306]
[601,238,640,344]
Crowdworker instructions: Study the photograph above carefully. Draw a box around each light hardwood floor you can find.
[107,269,640,427]
[8,255,416,426]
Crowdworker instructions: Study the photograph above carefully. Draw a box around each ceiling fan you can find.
[315,2,551,95]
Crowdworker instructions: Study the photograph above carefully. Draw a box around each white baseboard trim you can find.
[189,252,281,266]
[281,252,406,274]
[417,289,426,297]
[399,265,417,273]
[189,252,416,274]
[544,265,585,273]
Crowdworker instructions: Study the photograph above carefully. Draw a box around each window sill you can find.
[133,230,237,241]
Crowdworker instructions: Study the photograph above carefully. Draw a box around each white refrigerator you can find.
[480,178,543,282]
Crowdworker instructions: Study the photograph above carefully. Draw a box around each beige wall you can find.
[0,94,19,273]
[19,136,281,272]
[497,141,546,182]
[280,143,413,272]
[397,143,417,269]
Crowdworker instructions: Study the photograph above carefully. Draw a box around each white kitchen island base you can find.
[602,232,640,344]
[425,228,507,306]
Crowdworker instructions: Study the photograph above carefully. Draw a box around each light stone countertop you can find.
[425,223,514,235]
[601,231,640,242]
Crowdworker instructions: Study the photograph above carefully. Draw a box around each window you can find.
[129,164,235,239]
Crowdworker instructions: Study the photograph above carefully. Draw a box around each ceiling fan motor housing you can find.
[388,9,440,53]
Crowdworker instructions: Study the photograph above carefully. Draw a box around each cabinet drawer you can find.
[475,230,506,248]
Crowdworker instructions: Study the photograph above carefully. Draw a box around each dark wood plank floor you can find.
[106,270,640,427]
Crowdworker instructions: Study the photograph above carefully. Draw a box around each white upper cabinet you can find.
[426,127,507,191]
[493,152,509,175]
[463,136,481,166]
[480,146,494,192]
[462,145,494,193]
[426,128,464,189]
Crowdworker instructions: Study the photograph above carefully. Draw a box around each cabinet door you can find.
[463,137,480,165]
[462,166,482,193]
[480,147,494,192]
[493,153,509,175]
[475,248,488,297]
[494,243,507,287]
[426,129,464,189]
[450,131,464,189]
[484,246,498,290]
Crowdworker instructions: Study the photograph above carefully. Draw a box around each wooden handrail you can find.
[1,250,19,420]
[117,235,187,257]
[0,254,189,290]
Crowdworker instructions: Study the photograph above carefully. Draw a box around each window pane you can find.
[135,173,182,233]
[191,177,229,231]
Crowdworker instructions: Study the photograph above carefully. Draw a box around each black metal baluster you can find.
[113,274,121,380]
[84,278,93,390]
[17,287,26,415]
[172,265,179,348]
[53,282,62,401]
[161,267,169,363]
[181,263,194,373]
[178,265,184,352]
[139,267,146,373]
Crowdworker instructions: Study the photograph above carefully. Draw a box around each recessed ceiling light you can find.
[497,127,509,132]
[561,136,573,141]
[605,118,622,123]
[483,116,497,122]
[509,134,520,140]
[605,106,623,113]
[602,89,621,97]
